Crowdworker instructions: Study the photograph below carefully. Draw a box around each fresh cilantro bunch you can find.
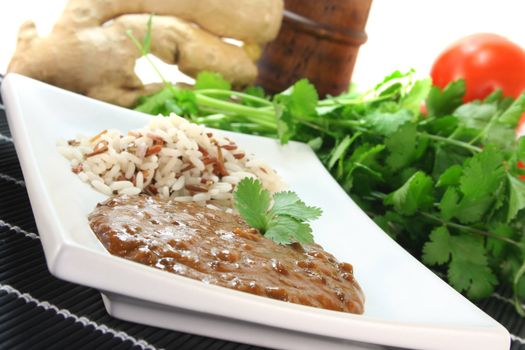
[317,78,525,313]
[134,65,525,314]
[233,178,322,245]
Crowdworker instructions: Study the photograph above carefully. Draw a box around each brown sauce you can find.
[88,195,364,314]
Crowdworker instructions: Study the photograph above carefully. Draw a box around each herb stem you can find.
[197,111,277,130]
[126,30,178,97]
[468,111,500,145]
[422,133,482,153]
[368,191,520,247]
[195,94,275,122]
[321,119,365,128]
[421,212,521,247]
[317,93,395,107]
[196,89,273,107]
[298,120,337,137]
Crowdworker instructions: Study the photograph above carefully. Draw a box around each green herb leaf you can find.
[266,216,314,245]
[450,147,505,224]
[364,110,413,136]
[507,174,525,222]
[135,88,173,114]
[233,178,271,230]
[499,93,525,125]
[307,137,323,151]
[459,146,504,201]
[384,171,434,215]
[447,234,497,299]
[328,133,360,170]
[422,226,452,265]
[423,227,497,299]
[276,79,318,117]
[273,79,319,144]
[385,124,422,171]
[487,222,514,258]
[425,115,459,136]
[432,145,469,178]
[244,86,266,99]
[195,71,231,90]
[426,80,465,117]
[439,187,460,221]
[242,86,267,106]
[274,105,294,144]
[400,77,432,115]
[454,101,498,130]
[233,178,321,245]
[484,88,503,103]
[437,165,463,187]
[518,136,525,160]
[270,191,322,222]
[134,87,199,117]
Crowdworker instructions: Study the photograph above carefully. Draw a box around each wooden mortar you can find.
[256,0,372,97]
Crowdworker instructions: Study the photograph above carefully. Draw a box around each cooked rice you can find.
[58,114,285,208]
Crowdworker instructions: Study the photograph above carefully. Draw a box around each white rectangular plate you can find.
[1,74,510,350]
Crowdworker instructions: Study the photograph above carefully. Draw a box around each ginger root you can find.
[7,0,283,107]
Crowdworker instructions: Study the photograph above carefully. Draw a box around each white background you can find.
[1,0,525,88]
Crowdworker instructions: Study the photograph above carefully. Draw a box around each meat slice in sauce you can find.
[89,195,364,314]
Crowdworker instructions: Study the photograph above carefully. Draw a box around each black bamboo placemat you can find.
[0,74,522,350]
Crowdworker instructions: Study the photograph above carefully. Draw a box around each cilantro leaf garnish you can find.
[266,216,313,245]
[270,191,322,221]
[234,178,271,230]
[233,178,322,245]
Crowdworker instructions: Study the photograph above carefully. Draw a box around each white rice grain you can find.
[110,181,134,191]
[119,187,142,196]
[78,172,89,182]
[160,186,170,199]
[190,156,205,171]
[171,176,185,191]
[91,180,112,196]
[174,196,193,202]
[193,193,211,202]
[59,114,285,207]
[125,162,136,179]
[105,164,121,181]
[136,171,144,189]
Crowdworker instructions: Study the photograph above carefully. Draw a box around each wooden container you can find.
[256,0,372,97]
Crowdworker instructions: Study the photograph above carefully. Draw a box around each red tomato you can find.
[431,33,525,102]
